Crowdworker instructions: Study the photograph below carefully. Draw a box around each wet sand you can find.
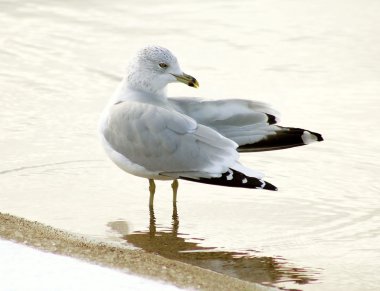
[0,212,273,291]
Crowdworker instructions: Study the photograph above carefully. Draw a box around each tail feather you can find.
[238,126,323,152]
[180,168,277,191]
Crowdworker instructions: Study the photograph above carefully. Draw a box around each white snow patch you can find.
[0,239,183,291]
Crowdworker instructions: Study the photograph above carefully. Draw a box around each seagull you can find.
[99,46,323,207]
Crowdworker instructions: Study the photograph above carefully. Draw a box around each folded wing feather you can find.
[103,101,239,179]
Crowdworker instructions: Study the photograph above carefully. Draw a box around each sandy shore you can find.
[0,212,274,291]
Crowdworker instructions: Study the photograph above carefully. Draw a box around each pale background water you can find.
[1,0,379,290]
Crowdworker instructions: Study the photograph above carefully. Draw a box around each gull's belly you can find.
[100,134,173,181]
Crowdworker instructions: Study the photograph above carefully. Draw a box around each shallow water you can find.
[1,0,380,290]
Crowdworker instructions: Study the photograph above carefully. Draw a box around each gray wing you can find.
[169,97,280,145]
[169,97,323,152]
[103,101,239,179]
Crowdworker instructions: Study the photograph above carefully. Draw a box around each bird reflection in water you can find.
[108,205,319,291]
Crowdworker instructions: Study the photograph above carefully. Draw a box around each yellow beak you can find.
[172,73,199,88]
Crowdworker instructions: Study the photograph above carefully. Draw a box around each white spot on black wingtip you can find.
[257,180,265,189]
[301,130,318,145]
[226,170,233,181]
[242,178,248,184]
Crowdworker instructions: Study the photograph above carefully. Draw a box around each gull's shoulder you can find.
[105,99,198,135]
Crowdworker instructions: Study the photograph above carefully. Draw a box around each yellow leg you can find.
[148,179,156,208]
[171,179,179,206]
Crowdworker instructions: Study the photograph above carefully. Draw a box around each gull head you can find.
[126,46,199,94]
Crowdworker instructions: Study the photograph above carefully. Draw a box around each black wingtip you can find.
[266,114,277,125]
[263,180,278,191]
[180,168,278,191]
[315,132,324,142]
[238,127,324,152]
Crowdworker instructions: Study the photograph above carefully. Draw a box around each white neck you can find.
[109,77,169,106]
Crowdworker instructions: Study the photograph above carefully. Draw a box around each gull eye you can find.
[159,63,168,68]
